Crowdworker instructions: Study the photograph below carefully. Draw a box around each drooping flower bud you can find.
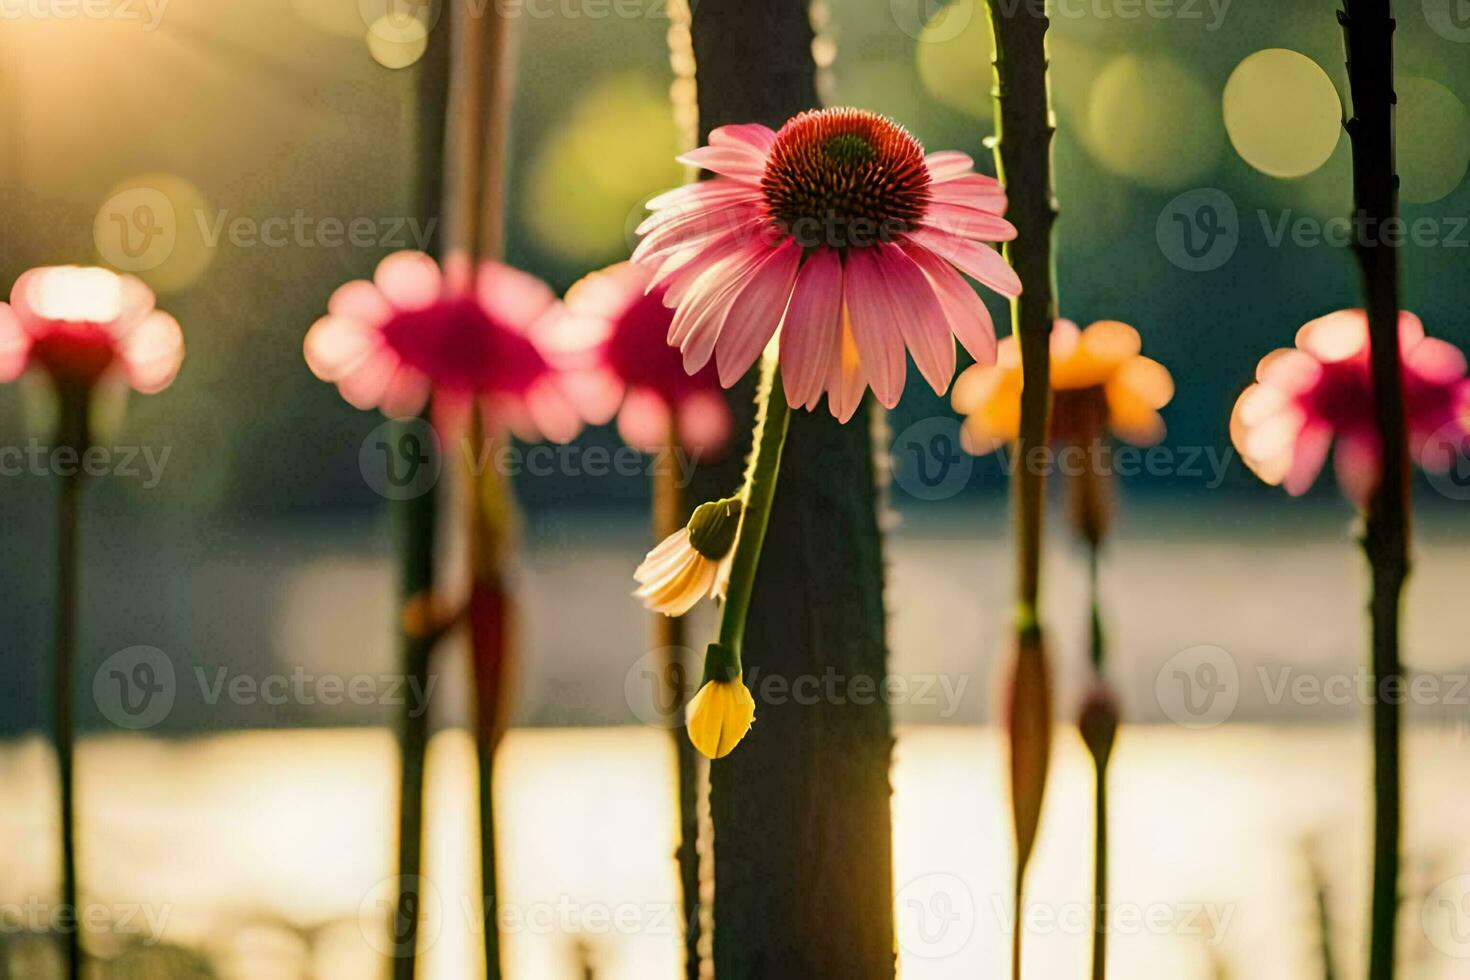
[634,496,742,616]
[1005,626,1052,874]
[686,643,755,759]
[1077,677,1119,771]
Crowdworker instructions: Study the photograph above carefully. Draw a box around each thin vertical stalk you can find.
[444,0,518,974]
[984,4,1060,977]
[1339,5,1408,979]
[652,431,701,980]
[54,386,89,980]
[391,12,451,977]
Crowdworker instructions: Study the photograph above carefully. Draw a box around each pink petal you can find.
[634,205,761,272]
[646,179,764,213]
[873,243,954,395]
[0,303,31,381]
[108,274,159,341]
[1334,432,1380,505]
[709,124,777,155]
[904,243,997,365]
[905,227,1022,298]
[779,248,843,410]
[119,310,184,394]
[1255,348,1323,393]
[714,239,801,387]
[655,232,749,306]
[668,240,772,348]
[921,204,1017,243]
[337,346,400,410]
[377,365,432,419]
[305,315,378,383]
[524,377,582,444]
[374,252,442,311]
[1283,421,1333,496]
[826,314,867,422]
[677,389,732,457]
[560,366,624,426]
[925,151,975,181]
[328,279,393,328]
[930,175,1008,214]
[843,247,908,408]
[477,261,558,333]
[677,145,767,183]
[1405,336,1468,385]
[1397,310,1426,349]
[1296,310,1368,363]
[618,386,673,453]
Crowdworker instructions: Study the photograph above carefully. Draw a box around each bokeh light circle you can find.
[365,14,428,69]
[1085,55,1221,189]
[914,0,992,120]
[1223,49,1342,179]
[93,174,214,294]
[1397,76,1470,204]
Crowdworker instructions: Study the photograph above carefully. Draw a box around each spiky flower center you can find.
[761,108,931,251]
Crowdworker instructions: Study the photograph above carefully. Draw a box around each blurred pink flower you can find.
[555,262,731,456]
[1231,310,1470,504]
[0,266,184,394]
[304,251,580,442]
[633,108,1020,421]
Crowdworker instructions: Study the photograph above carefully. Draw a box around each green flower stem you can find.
[54,385,90,980]
[1085,537,1108,980]
[708,354,790,681]
[1339,6,1408,979]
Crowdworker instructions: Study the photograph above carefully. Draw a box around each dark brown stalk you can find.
[1339,4,1409,979]
[689,1,895,976]
[651,433,702,980]
[389,18,451,980]
[54,386,90,980]
[984,3,1060,977]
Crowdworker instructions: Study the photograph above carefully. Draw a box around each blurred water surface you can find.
[3,725,1470,978]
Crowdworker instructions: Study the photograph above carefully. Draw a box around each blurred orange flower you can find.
[951,319,1173,455]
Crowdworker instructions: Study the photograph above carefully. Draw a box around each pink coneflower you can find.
[632,108,1020,421]
[556,261,732,455]
[304,250,581,442]
[1231,309,1470,503]
[0,266,184,394]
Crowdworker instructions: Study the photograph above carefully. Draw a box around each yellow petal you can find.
[686,680,756,759]
[1114,355,1174,410]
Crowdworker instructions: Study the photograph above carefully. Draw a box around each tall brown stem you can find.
[1339,4,1408,979]
[984,4,1060,977]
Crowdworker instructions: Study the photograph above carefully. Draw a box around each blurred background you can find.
[2,0,1470,977]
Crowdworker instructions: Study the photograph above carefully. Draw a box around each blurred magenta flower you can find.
[633,108,1020,420]
[556,261,732,455]
[1231,309,1470,503]
[0,266,183,394]
[304,251,580,442]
